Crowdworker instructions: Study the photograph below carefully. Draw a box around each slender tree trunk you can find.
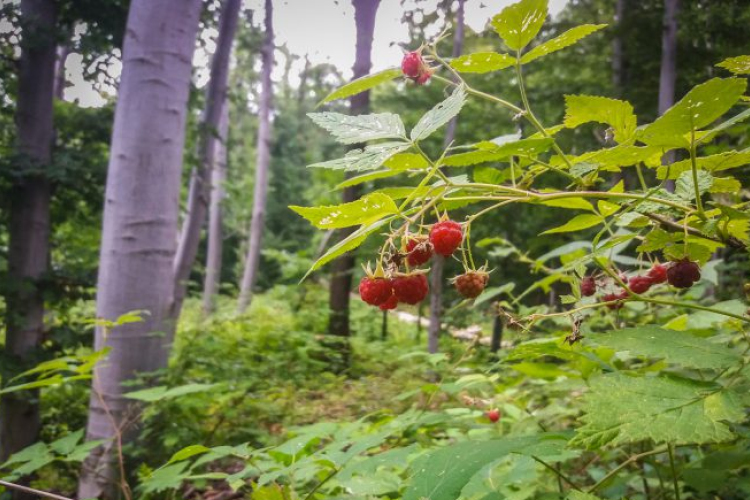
[54,42,69,100]
[659,0,679,191]
[77,1,202,498]
[1,1,56,487]
[612,0,625,96]
[174,0,241,318]
[202,102,229,315]
[328,0,381,339]
[237,0,275,313]
[490,309,503,353]
[428,0,465,354]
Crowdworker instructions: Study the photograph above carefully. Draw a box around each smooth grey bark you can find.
[0,0,57,478]
[202,102,229,315]
[428,0,465,354]
[612,0,625,95]
[77,1,202,498]
[174,0,241,318]
[659,0,679,190]
[328,0,381,338]
[237,0,275,313]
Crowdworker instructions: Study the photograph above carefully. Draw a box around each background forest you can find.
[1,0,750,500]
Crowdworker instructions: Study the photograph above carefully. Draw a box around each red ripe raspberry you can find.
[453,271,489,299]
[405,236,433,267]
[359,277,393,306]
[667,259,701,289]
[393,273,429,305]
[648,263,668,284]
[401,51,423,78]
[580,276,597,297]
[415,69,433,85]
[378,293,399,311]
[602,291,627,310]
[628,275,653,294]
[486,408,501,423]
[429,220,463,257]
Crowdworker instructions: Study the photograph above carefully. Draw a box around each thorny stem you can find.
[531,456,583,492]
[689,129,706,219]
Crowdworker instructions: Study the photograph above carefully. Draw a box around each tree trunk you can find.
[77,1,202,498]
[202,102,229,315]
[328,0,381,339]
[490,309,503,353]
[237,0,275,313]
[174,0,241,318]
[612,0,625,96]
[427,0,465,354]
[659,0,679,191]
[0,1,56,486]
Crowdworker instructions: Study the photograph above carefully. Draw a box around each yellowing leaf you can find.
[522,24,607,64]
[491,0,548,51]
[450,52,514,73]
[541,213,603,234]
[290,193,398,229]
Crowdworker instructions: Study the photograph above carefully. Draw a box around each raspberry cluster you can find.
[359,218,491,310]
[401,50,433,85]
[579,260,701,310]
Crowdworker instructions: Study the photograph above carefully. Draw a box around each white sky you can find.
[64,0,569,107]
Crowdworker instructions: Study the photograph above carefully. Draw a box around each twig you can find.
[589,447,668,493]
[0,480,73,500]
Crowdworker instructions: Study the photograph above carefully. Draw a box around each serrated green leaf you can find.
[165,445,211,466]
[140,462,191,494]
[123,383,220,402]
[444,138,553,167]
[716,55,750,75]
[384,153,428,170]
[321,68,402,104]
[639,78,747,147]
[450,52,515,73]
[49,429,84,456]
[593,325,741,370]
[675,169,713,200]
[308,112,405,144]
[573,373,744,449]
[522,24,607,64]
[567,492,603,500]
[308,142,410,172]
[563,145,662,172]
[473,166,505,185]
[710,176,742,193]
[657,151,750,179]
[563,95,637,143]
[334,169,404,190]
[697,108,750,144]
[491,0,548,51]
[541,214,603,234]
[637,228,679,253]
[290,194,398,230]
[537,197,595,211]
[411,85,467,141]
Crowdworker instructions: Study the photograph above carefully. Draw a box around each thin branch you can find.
[0,480,74,500]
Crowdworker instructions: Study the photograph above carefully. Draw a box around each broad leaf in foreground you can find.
[717,55,750,75]
[522,24,607,64]
[491,0,548,51]
[290,193,398,229]
[443,138,553,167]
[320,68,401,103]
[411,85,467,141]
[308,142,410,172]
[563,95,637,144]
[572,373,744,449]
[450,52,514,73]
[308,112,405,144]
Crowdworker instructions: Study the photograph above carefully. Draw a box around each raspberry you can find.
[359,277,393,306]
[648,263,668,284]
[405,236,433,266]
[453,271,489,299]
[401,51,423,78]
[392,273,429,305]
[580,276,597,297]
[667,259,701,289]
[415,69,433,85]
[603,290,627,310]
[429,220,463,257]
[486,409,501,423]
[628,275,653,294]
[378,293,399,311]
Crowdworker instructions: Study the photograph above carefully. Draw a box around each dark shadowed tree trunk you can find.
[0,0,57,482]
[612,0,625,96]
[77,1,202,498]
[238,0,275,313]
[202,102,229,315]
[328,0,381,340]
[174,0,241,318]
[428,0,464,354]
[659,0,678,191]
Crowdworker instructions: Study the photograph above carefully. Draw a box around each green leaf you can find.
[384,153,429,170]
[716,55,750,75]
[308,112,405,144]
[303,217,396,281]
[444,138,553,167]
[49,430,84,456]
[290,193,398,230]
[321,68,401,104]
[639,78,747,147]
[491,0,548,51]
[308,142,410,172]
[411,85,467,141]
[403,434,569,500]
[696,108,750,144]
[567,492,603,500]
[123,383,220,402]
[450,52,515,73]
[675,169,712,200]
[563,145,662,172]
[165,445,211,466]
[140,462,191,494]
[563,95,637,143]
[522,24,607,64]
[572,373,744,449]
[593,326,741,370]
[334,170,403,190]
[541,214,603,234]
[657,151,750,179]
[636,228,679,253]
[537,197,595,212]
[710,176,741,193]
[473,166,506,185]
